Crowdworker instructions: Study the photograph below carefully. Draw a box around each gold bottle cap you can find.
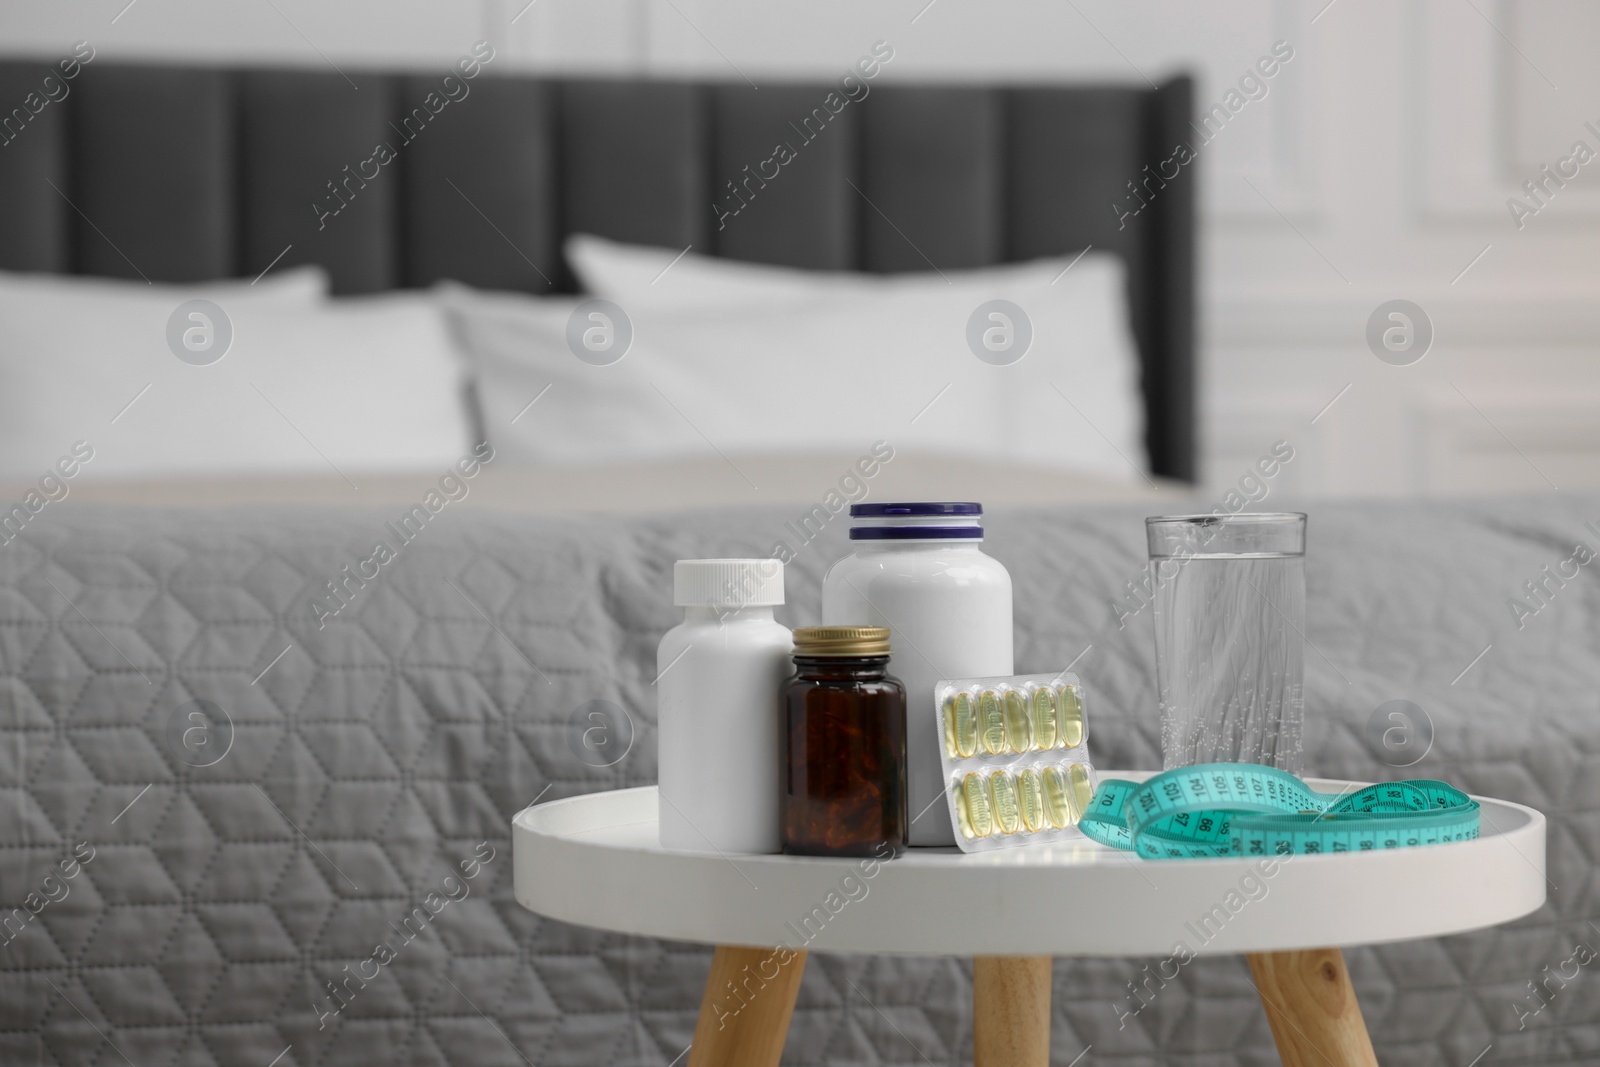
[792,625,892,657]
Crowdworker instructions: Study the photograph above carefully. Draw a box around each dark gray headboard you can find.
[0,62,1196,480]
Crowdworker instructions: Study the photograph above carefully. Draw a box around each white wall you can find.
[6,0,1598,498]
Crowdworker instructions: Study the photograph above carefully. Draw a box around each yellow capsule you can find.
[942,693,959,759]
[961,772,994,838]
[1016,768,1046,832]
[979,689,1007,755]
[989,771,1021,834]
[1058,685,1084,747]
[955,776,977,838]
[1003,689,1031,753]
[953,691,978,758]
[1031,687,1058,750]
[1041,766,1074,828]
[1067,763,1094,821]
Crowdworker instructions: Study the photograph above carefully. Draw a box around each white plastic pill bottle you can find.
[822,503,1012,847]
[657,558,793,854]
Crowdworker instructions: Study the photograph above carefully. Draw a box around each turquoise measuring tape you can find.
[1079,763,1480,859]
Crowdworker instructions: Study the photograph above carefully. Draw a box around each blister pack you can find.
[936,672,1098,852]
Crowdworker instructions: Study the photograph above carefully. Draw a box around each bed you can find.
[1,495,1592,1067]
[0,56,1587,1067]
[0,56,1195,491]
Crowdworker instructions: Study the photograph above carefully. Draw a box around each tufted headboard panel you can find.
[0,60,1195,479]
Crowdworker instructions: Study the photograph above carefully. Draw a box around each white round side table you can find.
[513,773,1545,1067]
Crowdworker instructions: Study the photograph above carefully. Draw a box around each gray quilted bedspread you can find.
[2,495,1597,1067]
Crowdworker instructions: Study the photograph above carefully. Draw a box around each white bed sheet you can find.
[7,453,1186,516]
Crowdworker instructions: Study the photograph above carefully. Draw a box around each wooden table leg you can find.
[973,955,1052,1067]
[688,945,807,1067]
[1247,948,1378,1067]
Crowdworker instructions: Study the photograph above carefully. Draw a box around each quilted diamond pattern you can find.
[0,498,1595,1065]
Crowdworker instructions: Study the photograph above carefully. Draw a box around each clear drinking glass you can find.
[1146,513,1307,772]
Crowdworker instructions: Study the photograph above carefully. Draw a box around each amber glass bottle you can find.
[782,626,907,857]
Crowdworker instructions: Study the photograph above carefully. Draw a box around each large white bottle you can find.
[822,504,1012,847]
[657,559,792,853]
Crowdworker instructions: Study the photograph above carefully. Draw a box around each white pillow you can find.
[0,276,473,481]
[568,231,1128,313]
[568,233,841,311]
[562,235,1146,477]
[442,249,1146,479]
[0,265,329,303]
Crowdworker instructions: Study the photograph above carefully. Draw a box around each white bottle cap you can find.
[674,559,785,607]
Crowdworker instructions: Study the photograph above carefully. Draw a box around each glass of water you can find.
[1146,513,1307,772]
